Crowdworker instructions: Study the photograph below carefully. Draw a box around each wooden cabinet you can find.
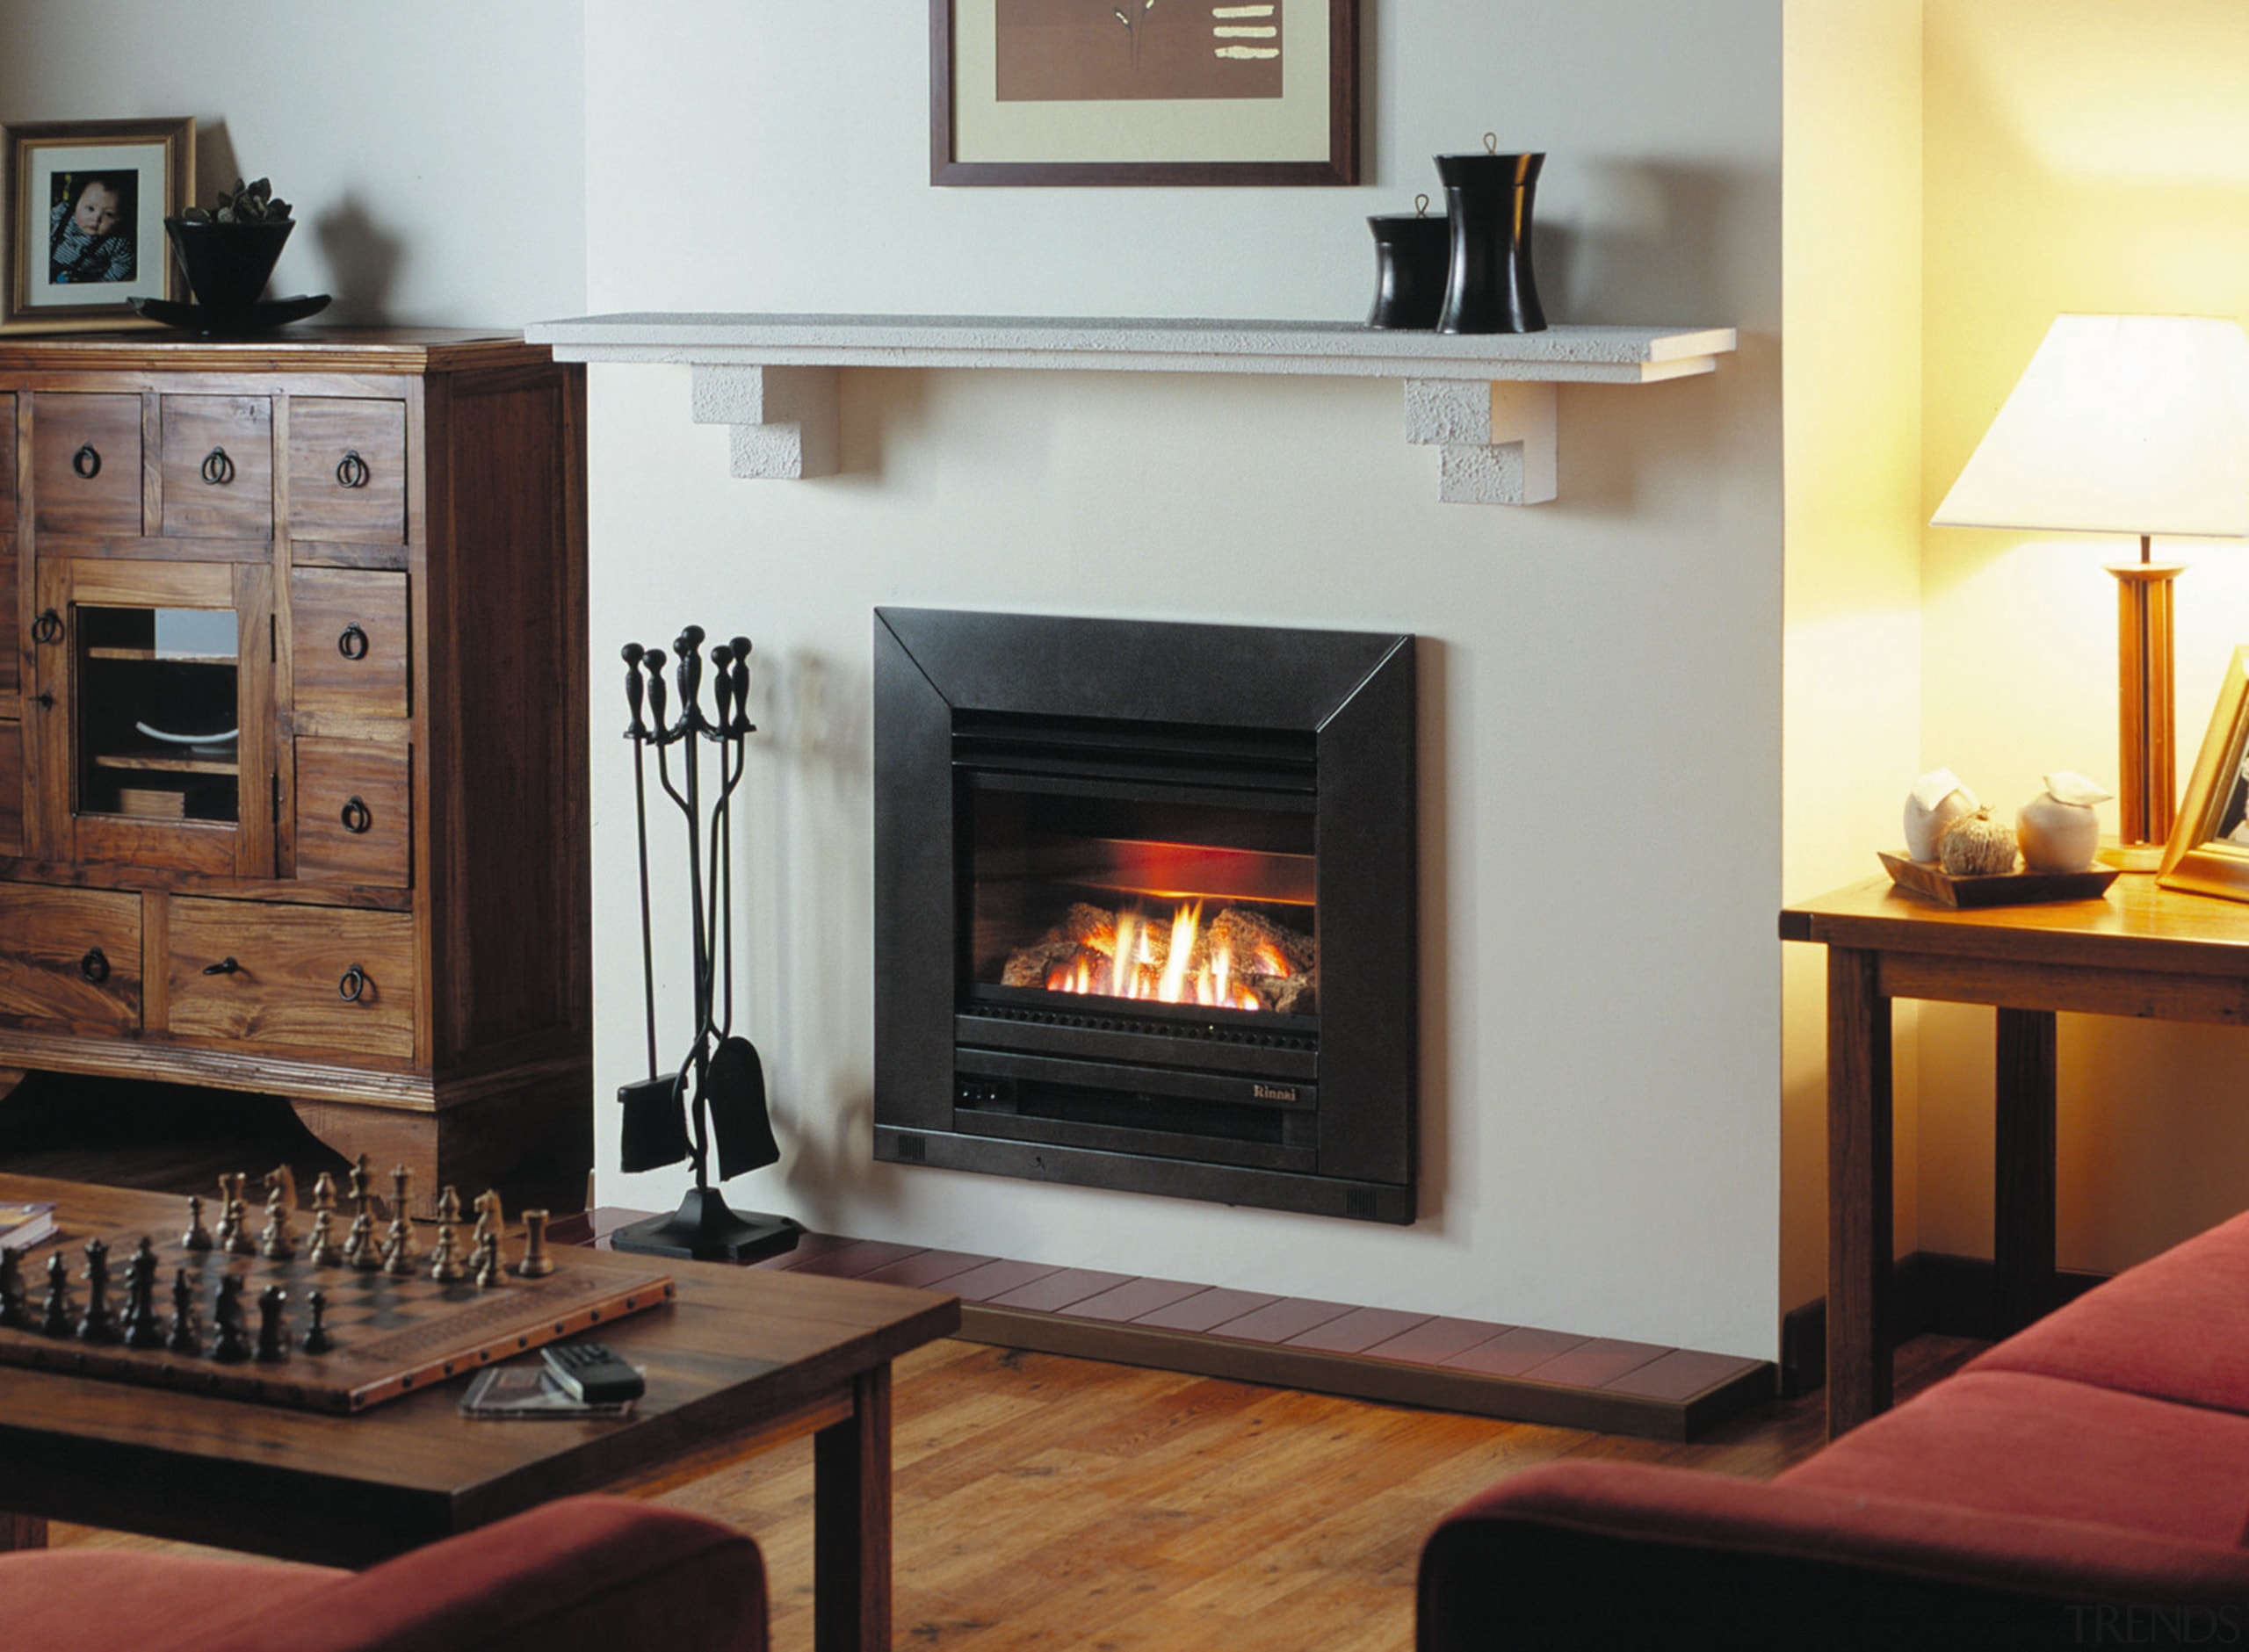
[0,333,589,1216]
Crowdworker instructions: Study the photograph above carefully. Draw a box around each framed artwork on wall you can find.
[3,117,193,333]
[2159,645,2249,902]
[931,0,1358,185]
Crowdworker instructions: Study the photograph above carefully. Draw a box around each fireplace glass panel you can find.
[967,778,1317,1019]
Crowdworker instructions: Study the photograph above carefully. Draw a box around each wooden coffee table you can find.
[0,1174,958,1652]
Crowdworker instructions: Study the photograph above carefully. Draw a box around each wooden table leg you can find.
[814,1363,893,1652]
[1827,947,1893,1439]
[2,1514,47,1550]
[1994,1007,2058,1336]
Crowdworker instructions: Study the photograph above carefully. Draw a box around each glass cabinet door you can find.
[30,558,273,878]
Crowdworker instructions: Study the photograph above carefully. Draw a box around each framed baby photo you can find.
[2159,646,2249,902]
[932,0,1359,185]
[2,117,193,333]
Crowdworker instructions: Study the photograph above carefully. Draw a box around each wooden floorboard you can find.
[47,1331,1988,1652]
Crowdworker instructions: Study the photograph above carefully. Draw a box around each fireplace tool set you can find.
[609,625,799,1262]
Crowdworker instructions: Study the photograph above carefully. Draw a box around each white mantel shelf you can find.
[526,312,1739,505]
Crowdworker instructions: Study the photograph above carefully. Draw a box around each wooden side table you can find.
[1781,874,2249,1439]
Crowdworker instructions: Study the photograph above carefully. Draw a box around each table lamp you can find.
[1932,314,2249,866]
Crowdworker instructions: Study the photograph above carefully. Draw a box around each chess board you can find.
[0,1229,674,1415]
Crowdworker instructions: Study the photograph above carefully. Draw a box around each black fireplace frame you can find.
[872,608,1417,1223]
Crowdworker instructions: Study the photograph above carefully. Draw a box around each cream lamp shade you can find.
[1933,314,2249,537]
[1933,314,2249,855]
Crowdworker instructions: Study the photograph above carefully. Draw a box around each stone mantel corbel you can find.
[525,313,1737,505]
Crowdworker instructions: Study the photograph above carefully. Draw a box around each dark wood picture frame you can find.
[2158,644,2249,903]
[2,117,193,334]
[931,0,1358,186]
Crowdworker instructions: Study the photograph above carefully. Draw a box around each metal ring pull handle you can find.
[199,447,235,487]
[79,949,109,985]
[338,964,367,1002]
[71,443,100,480]
[337,623,370,660]
[340,796,372,834]
[335,450,370,489]
[31,608,62,645]
[201,956,240,976]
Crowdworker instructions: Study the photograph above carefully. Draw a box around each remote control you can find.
[539,1340,646,1404]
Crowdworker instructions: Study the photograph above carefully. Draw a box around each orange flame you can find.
[1043,901,1263,1012]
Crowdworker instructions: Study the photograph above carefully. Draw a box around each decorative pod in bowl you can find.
[1938,807,2019,876]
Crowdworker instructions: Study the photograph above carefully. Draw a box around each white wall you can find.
[1778,0,1925,1315]
[0,1,586,327]
[584,1,1786,1358]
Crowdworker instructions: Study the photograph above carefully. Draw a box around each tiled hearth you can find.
[571,1214,1772,1442]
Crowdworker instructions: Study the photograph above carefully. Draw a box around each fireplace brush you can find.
[608,625,799,1263]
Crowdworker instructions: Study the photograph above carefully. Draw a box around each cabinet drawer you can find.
[161,395,273,539]
[287,399,406,542]
[295,739,411,885]
[166,899,416,1058]
[33,393,143,537]
[292,568,409,717]
[0,884,141,1031]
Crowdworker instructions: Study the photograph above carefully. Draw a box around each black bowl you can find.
[164,217,293,310]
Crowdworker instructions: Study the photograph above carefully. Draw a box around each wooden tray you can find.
[1878,851,2120,909]
[0,1226,673,1414]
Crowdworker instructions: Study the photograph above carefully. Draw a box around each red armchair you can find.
[0,1495,766,1652]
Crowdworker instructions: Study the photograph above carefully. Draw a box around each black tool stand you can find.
[610,1188,802,1263]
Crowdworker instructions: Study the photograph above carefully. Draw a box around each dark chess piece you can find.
[301,1288,333,1355]
[122,1237,165,1350]
[209,1274,250,1363]
[40,1252,74,1338]
[166,1268,200,1354]
[0,1244,27,1330]
[254,1285,288,1363]
[77,1237,119,1344]
[182,1194,213,1252]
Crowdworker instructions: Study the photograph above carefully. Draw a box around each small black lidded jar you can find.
[1435,137,1546,335]
[1366,194,1450,330]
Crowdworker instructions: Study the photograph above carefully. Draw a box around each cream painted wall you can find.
[1779,0,1925,1315]
[0,1,586,326]
[582,2,1786,1358]
[1920,0,2249,1270]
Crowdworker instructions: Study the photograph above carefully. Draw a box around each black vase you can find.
[1365,208,1451,330]
[164,217,293,311]
[1435,149,1546,335]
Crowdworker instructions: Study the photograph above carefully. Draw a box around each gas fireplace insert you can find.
[872,608,1416,1222]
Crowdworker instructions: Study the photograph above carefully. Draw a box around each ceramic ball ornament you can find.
[2017,771,2112,874]
[1905,768,1979,862]
[1939,807,2019,876]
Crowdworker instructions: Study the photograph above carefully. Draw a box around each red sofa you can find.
[0,1495,766,1652]
[1419,1209,2249,1648]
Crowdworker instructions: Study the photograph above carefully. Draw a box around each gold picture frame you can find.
[3,117,193,334]
[2158,645,2249,901]
[932,0,1358,185]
